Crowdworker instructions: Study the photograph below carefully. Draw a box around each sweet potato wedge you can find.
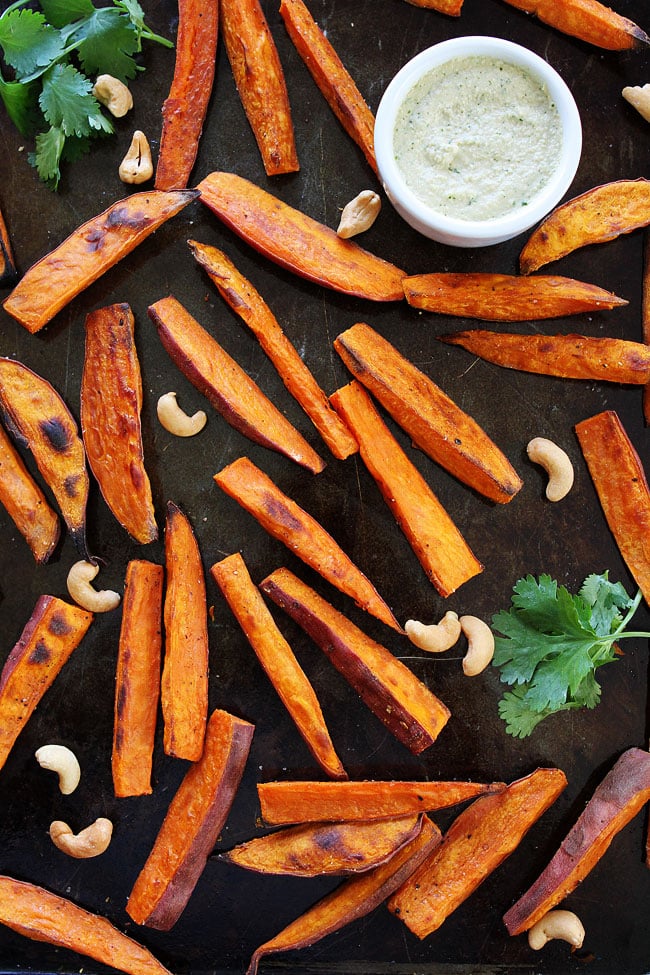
[402,0,463,11]
[504,749,650,935]
[330,381,483,596]
[388,767,567,938]
[575,410,650,605]
[258,779,506,824]
[0,876,172,975]
[643,233,650,425]
[149,295,325,474]
[211,552,347,780]
[154,0,218,190]
[162,501,209,762]
[188,240,358,460]
[0,205,17,287]
[197,172,406,301]
[279,0,376,173]
[403,272,628,320]
[259,567,450,754]
[0,421,60,563]
[500,0,649,50]
[0,595,93,771]
[214,457,400,631]
[0,358,89,557]
[127,708,254,930]
[246,815,442,975]
[439,330,650,384]
[2,189,198,333]
[221,0,299,176]
[81,303,157,544]
[112,560,164,798]
[519,179,650,274]
[334,323,522,504]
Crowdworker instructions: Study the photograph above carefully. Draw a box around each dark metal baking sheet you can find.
[1,0,650,973]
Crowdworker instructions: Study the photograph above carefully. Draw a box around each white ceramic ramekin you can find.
[374,36,582,247]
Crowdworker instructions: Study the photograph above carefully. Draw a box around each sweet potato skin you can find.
[0,421,60,563]
[501,0,650,50]
[403,0,463,10]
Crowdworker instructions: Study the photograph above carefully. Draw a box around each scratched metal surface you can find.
[0,0,650,973]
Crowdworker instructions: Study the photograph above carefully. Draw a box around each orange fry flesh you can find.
[402,0,463,11]
[0,421,60,563]
[500,0,650,50]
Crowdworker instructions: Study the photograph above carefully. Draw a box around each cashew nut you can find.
[49,819,113,859]
[119,130,154,185]
[459,615,494,676]
[405,612,461,653]
[157,391,207,437]
[337,190,381,238]
[35,744,80,795]
[92,74,133,118]
[527,909,585,950]
[66,561,121,613]
[622,84,650,123]
[527,437,574,502]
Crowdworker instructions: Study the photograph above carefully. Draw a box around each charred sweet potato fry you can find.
[519,179,650,274]
[0,595,93,771]
[504,749,650,935]
[643,233,650,424]
[154,0,218,190]
[388,767,567,938]
[197,172,406,301]
[149,295,325,474]
[402,0,463,11]
[214,457,400,631]
[0,421,60,563]
[500,0,649,50]
[575,410,650,605]
[279,0,376,173]
[127,708,254,930]
[259,567,450,754]
[330,381,483,596]
[112,560,164,798]
[0,358,89,557]
[81,303,157,544]
[0,876,172,975]
[2,190,198,333]
[188,240,358,460]
[221,0,299,176]
[0,205,17,287]
[439,330,650,384]
[334,323,522,504]
[246,815,442,975]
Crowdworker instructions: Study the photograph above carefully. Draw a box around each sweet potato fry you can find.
[0,204,17,287]
[162,501,208,762]
[0,595,93,772]
[575,410,650,605]
[258,779,506,824]
[259,567,450,753]
[439,330,650,384]
[112,560,164,798]
[402,0,463,11]
[197,172,406,301]
[0,421,60,563]
[214,457,400,631]
[81,303,157,544]
[154,0,218,190]
[279,0,376,173]
[211,552,347,780]
[504,749,650,935]
[246,815,442,975]
[330,381,483,596]
[0,876,172,975]
[519,179,650,274]
[403,272,628,321]
[127,708,254,930]
[149,295,325,474]
[388,767,567,938]
[334,323,522,504]
[221,0,299,175]
[500,0,649,50]
[643,233,650,424]
[188,240,358,460]
[2,189,198,333]
[0,358,89,557]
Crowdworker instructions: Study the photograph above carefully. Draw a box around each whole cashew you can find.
[119,130,153,185]
[92,75,133,117]
[405,612,461,653]
[527,437,574,502]
[35,744,80,795]
[528,909,585,950]
[622,84,650,123]
[67,561,121,613]
[49,819,113,859]
[460,615,495,676]
[157,392,207,437]
[337,190,381,238]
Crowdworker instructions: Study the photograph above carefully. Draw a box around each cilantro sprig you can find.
[0,0,172,189]
[492,573,649,738]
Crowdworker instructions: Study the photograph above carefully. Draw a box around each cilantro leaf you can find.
[39,0,96,30]
[28,124,66,188]
[0,75,39,135]
[40,63,112,137]
[66,8,141,81]
[0,9,64,79]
